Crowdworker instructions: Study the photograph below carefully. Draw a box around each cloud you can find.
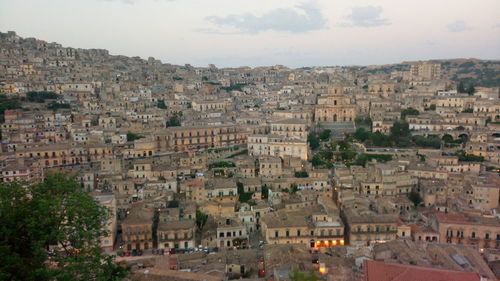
[204,2,326,34]
[425,40,439,46]
[342,6,390,27]
[101,0,134,4]
[447,20,473,32]
[100,0,175,4]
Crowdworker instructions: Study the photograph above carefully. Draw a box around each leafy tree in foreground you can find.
[0,173,129,281]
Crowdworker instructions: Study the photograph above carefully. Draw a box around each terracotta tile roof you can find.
[364,260,481,281]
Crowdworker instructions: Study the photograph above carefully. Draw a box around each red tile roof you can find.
[364,260,481,281]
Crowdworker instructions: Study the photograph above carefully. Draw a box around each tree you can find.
[0,94,23,123]
[390,121,410,139]
[237,182,254,203]
[261,185,269,199]
[167,200,179,208]
[457,81,466,93]
[466,84,476,95]
[167,116,181,127]
[408,189,422,207]
[126,132,144,142]
[196,210,208,230]
[401,108,419,120]
[319,129,331,141]
[353,128,370,142]
[442,134,454,143]
[294,171,309,178]
[26,91,58,103]
[157,100,167,109]
[308,134,320,150]
[290,269,319,281]
[0,173,129,281]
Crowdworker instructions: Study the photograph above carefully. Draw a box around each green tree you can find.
[126,132,145,142]
[294,171,309,178]
[157,99,167,109]
[167,200,179,208]
[319,129,331,141]
[237,182,253,203]
[442,134,454,143]
[308,134,320,150]
[408,189,422,207]
[390,121,410,139]
[0,94,23,123]
[196,210,208,230]
[26,91,58,103]
[401,107,419,120]
[167,116,181,127]
[0,173,129,281]
[466,84,476,95]
[290,269,319,281]
[261,185,269,199]
[457,81,466,93]
[353,128,370,142]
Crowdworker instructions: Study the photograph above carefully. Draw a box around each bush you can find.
[26,91,58,103]
[401,108,419,120]
[209,161,235,169]
[408,190,422,206]
[319,129,331,141]
[294,171,309,178]
[308,134,320,150]
[47,101,70,110]
[353,154,392,166]
[157,100,167,109]
[167,200,179,208]
[126,132,145,142]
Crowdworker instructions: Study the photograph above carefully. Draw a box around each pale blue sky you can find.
[0,0,499,68]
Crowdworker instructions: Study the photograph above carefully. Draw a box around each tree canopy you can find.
[0,173,129,281]
[400,108,419,120]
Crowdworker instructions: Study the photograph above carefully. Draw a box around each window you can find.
[471,232,476,239]
[275,231,279,238]
[286,230,289,237]
[297,230,301,237]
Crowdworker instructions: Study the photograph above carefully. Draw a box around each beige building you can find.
[409,62,441,80]
[216,217,248,248]
[431,212,500,249]
[270,118,308,140]
[94,193,117,253]
[157,220,196,250]
[314,86,356,123]
[121,207,154,251]
[248,134,308,160]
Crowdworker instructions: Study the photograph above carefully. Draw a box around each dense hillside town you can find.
[1,30,500,280]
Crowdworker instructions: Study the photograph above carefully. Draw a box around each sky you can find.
[0,0,499,68]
